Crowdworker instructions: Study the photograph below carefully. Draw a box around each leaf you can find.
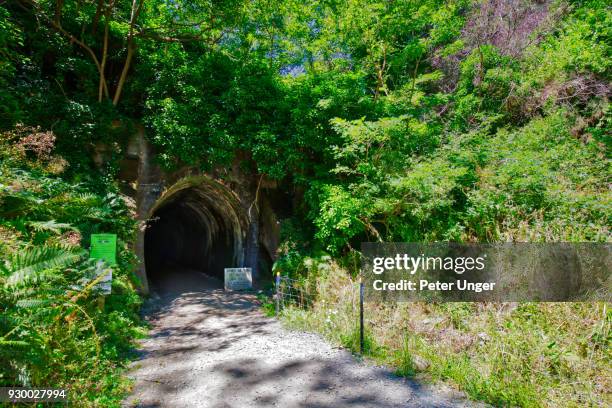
[15,298,53,309]
[1,246,84,286]
[0,340,29,348]
[26,220,75,235]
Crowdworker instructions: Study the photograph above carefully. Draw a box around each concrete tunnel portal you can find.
[144,177,248,292]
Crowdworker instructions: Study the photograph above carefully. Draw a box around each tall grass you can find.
[281,261,611,407]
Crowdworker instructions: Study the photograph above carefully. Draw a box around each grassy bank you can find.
[280,260,611,408]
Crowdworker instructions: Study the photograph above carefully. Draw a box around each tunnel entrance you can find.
[144,177,246,294]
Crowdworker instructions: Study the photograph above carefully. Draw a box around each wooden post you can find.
[97,295,105,311]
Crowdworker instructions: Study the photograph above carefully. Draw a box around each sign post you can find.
[275,272,281,316]
[359,275,364,354]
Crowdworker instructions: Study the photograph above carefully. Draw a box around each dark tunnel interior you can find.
[144,188,239,293]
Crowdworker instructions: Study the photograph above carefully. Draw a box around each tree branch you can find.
[112,0,144,105]
[19,0,109,99]
[98,0,113,102]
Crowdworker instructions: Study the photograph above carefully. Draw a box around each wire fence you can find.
[274,274,313,313]
[273,272,366,353]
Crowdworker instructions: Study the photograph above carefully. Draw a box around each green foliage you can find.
[3,0,610,254]
[0,6,23,126]
[298,0,610,250]
[1,244,84,286]
[310,184,369,253]
[1,0,610,404]
[15,0,605,251]
[0,130,142,404]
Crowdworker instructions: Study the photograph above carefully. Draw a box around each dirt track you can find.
[124,270,481,408]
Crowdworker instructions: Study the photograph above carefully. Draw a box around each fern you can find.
[15,298,53,308]
[75,192,99,203]
[26,220,75,234]
[1,246,84,286]
[0,340,29,348]
[0,193,43,218]
[1,136,140,398]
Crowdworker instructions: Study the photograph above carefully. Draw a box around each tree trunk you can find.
[54,0,64,24]
[92,0,104,35]
[113,41,134,105]
[98,3,111,102]
[112,0,144,105]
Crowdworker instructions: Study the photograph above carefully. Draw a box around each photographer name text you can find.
[372,279,496,292]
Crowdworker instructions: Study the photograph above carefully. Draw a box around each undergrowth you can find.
[0,126,144,406]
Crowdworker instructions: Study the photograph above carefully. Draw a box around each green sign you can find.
[90,234,117,266]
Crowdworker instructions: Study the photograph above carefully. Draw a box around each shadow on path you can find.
[124,272,481,408]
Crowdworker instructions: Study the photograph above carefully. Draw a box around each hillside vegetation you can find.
[0,0,610,406]
[0,127,143,404]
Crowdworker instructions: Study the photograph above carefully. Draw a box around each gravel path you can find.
[124,271,481,408]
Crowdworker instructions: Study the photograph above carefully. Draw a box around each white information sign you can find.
[98,268,112,295]
[224,268,253,291]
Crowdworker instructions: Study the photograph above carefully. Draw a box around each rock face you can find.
[134,127,163,294]
[113,129,281,294]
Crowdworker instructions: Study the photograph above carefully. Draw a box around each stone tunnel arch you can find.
[142,176,248,292]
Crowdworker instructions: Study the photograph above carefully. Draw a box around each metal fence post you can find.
[359,275,364,354]
[275,271,281,316]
